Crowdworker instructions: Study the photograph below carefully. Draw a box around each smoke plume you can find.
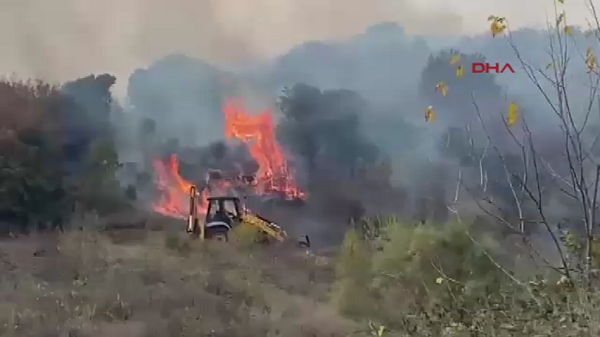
[0,0,464,96]
[2,0,599,250]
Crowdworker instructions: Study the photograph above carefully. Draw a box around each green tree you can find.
[0,75,128,233]
[277,83,380,181]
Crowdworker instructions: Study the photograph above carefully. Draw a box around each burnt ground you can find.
[0,219,357,337]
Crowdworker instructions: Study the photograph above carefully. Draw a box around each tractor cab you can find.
[205,196,243,227]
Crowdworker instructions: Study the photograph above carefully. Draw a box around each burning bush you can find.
[152,97,307,221]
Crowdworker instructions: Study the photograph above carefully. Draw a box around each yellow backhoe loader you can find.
[186,186,310,247]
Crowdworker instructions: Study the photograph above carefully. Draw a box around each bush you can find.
[0,77,130,234]
[331,218,600,336]
[331,229,374,318]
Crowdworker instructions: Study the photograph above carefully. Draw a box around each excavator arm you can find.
[240,214,287,242]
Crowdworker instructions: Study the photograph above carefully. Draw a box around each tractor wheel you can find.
[207,227,229,242]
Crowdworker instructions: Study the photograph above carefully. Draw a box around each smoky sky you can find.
[0,0,593,97]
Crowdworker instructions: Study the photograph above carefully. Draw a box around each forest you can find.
[1,5,600,337]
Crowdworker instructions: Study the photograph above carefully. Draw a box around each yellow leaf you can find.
[436,277,444,284]
[564,25,573,35]
[557,0,564,3]
[586,47,597,73]
[488,15,509,37]
[435,82,448,97]
[450,55,461,65]
[508,102,519,127]
[456,66,464,78]
[490,20,507,37]
[425,106,436,122]
[377,326,386,336]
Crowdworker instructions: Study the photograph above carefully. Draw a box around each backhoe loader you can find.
[186,186,310,247]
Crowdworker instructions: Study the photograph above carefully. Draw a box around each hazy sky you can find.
[0,0,595,95]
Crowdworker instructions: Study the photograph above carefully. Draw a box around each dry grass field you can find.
[0,219,357,337]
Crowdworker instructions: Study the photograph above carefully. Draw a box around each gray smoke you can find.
[0,0,467,97]
[2,0,599,249]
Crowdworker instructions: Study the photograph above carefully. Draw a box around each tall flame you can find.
[153,155,208,218]
[152,97,305,219]
[223,98,305,199]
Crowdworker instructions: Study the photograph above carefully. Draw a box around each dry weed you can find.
[0,227,355,337]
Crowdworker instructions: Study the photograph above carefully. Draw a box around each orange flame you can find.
[152,97,305,219]
[153,155,208,218]
[223,98,305,199]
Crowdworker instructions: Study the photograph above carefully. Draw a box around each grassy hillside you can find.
[2,216,600,337]
[0,219,355,337]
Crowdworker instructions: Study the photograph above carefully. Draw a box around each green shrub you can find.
[0,77,129,233]
[331,229,373,318]
[333,217,515,332]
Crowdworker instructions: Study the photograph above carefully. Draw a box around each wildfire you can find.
[223,98,305,199]
[153,155,209,218]
[152,97,305,219]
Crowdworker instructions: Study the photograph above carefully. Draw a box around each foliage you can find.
[334,217,600,336]
[277,83,381,181]
[335,219,506,328]
[331,229,374,318]
[426,1,600,287]
[0,76,129,233]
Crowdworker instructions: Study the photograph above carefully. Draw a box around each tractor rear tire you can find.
[207,227,229,242]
